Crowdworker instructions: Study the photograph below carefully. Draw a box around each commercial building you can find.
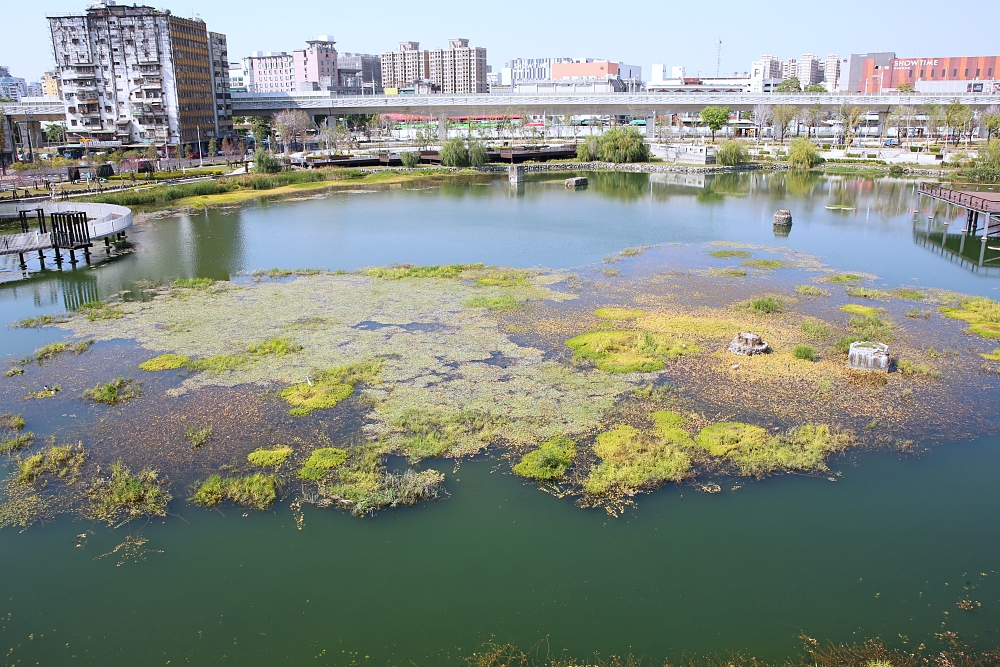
[551,59,641,83]
[229,62,246,92]
[241,51,295,93]
[501,57,574,85]
[842,52,1000,92]
[381,39,487,94]
[47,1,232,147]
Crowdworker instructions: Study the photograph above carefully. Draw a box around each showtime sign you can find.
[893,59,939,69]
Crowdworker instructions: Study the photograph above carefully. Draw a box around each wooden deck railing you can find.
[919,183,1000,213]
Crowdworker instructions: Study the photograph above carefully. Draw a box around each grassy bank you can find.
[81,167,471,210]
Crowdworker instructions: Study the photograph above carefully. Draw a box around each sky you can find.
[3,0,999,82]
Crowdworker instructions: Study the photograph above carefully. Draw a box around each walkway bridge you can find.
[0,202,133,271]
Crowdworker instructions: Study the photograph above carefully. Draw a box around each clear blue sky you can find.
[3,0,998,82]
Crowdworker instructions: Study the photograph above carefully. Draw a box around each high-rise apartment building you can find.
[336,53,381,90]
[381,39,487,93]
[293,36,337,91]
[48,1,231,147]
[823,54,841,91]
[758,54,782,79]
[797,53,821,86]
[41,71,62,98]
[241,51,295,93]
[781,59,797,79]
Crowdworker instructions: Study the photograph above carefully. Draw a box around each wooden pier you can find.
[918,183,1000,237]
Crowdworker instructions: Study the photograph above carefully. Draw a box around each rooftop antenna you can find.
[715,38,722,77]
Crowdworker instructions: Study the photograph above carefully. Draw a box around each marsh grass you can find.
[76,301,123,321]
[794,285,829,297]
[748,296,783,314]
[708,249,752,259]
[566,331,699,373]
[896,358,941,378]
[602,268,620,276]
[393,409,506,460]
[362,263,483,279]
[1,432,34,454]
[708,267,747,278]
[4,367,25,377]
[981,349,1000,361]
[694,422,852,476]
[247,445,294,467]
[841,304,879,316]
[473,269,532,288]
[848,314,894,342]
[620,247,648,257]
[465,296,523,311]
[13,314,68,328]
[298,447,349,480]
[741,259,788,270]
[34,339,93,363]
[184,425,212,449]
[584,414,694,495]
[1,413,25,431]
[247,336,302,357]
[833,335,863,356]
[82,377,140,405]
[792,345,816,361]
[845,286,892,300]
[16,444,86,485]
[138,353,190,371]
[939,297,1000,339]
[905,308,931,319]
[893,288,925,300]
[280,361,381,416]
[513,437,577,480]
[172,277,215,289]
[190,473,277,510]
[88,461,170,525]
[186,354,248,373]
[826,274,862,283]
[800,319,833,339]
[594,308,645,320]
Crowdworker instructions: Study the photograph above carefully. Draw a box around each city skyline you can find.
[4,0,1000,86]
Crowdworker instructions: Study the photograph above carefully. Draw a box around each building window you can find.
[976,69,980,77]
[931,69,935,78]
[953,69,958,77]
[965,69,969,77]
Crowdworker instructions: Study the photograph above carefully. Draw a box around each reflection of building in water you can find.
[649,173,706,189]
[61,275,99,311]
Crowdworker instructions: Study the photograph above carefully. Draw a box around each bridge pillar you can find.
[646,112,656,139]
[437,116,447,141]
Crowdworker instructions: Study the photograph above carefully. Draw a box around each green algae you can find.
[280,361,381,416]
[841,304,879,316]
[139,353,191,371]
[362,264,482,279]
[566,331,699,373]
[939,297,1000,339]
[709,249,752,259]
[82,377,141,405]
[298,447,349,481]
[694,422,852,477]
[512,436,577,481]
[247,336,302,357]
[186,354,248,373]
[465,296,523,311]
[87,461,171,525]
[248,445,294,467]
[583,422,693,496]
[594,308,646,320]
[190,473,277,510]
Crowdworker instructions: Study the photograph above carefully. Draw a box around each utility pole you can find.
[716,39,722,78]
[197,126,203,167]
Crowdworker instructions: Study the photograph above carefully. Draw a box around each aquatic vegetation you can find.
[848,315,894,342]
[566,330,699,373]
[76,301,124,321]
[247,336,302,357]
[795,285,830,297]
[749,296,783,314]
[841,304,879,316]
[252,267,324,279]
[1,432,34,454]
[87,461,171,525]
[13,314,68,328]
[793,345,816,361]
[186,354,248,373]
[24,385,62,399]
[280,361,381,416]
[904,308,931,319]
[4,367,25,377]
[512,436,576,480]
[981,349,1000,361]
[247,445,294,467]
[172,278,215,289]
[709,249,752,259]
[742,259,788,270]
[362,264,482,279]
[709,267,747,277]
[298,447,349,480]
[583,421,693,495]
[620,247,648,257]
[184,425,212,449]
[393,409,505,460]
[602,268,620,276]
[16,444,86,485]
[827,274,862,283]
[464,296,523,311]
[138,353,191,371]
[594,308,646,320]
[82,377,141,405]
[1,413,25,431]
[190,473,277,510]
[473,269,532,288]
[800,319,833,339]
[847,370,889,389]
[893,289,925,300]
[833,335,863,356]
[695,422,851,476]
[939,297,1000,339]
[34,339,93,363]
[845,286,892,300]
[896,359,940,378]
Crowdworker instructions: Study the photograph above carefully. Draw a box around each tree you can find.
[700,106,731,142]
[979,139,1000,170]
[838,104,865,148]
[317,118,339,152]
[771,105,797,143]
[922,104,944,146]
[804,83,827,93]
[252,147,282,173]
[439,137,470,167]
[576,136,599,162]
[752,104,772,142]
[805,103,825,138]
[207,137,217,158]
[775,77,802,92]
[788,138,820,168]
[274,109,313,155]
[715,140,747,166]
[983,105,1000,141]
[897,82,915,93]
[468,140,489,167]
[182,144,191,159]
[400,151,420,168]
[145,144,158,161]
[944,100,973,146]
[43,123,65,143]
[595,126,649,163]
[887,105,917,147]
[249,116,273,149]
[0,108,7,174]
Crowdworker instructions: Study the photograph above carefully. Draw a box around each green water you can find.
[2,171,1000,665]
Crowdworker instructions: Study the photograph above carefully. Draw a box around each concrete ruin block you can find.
[848,341,890,372]
[728,332,770,356]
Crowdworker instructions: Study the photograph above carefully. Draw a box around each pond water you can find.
[2,171,1000,665]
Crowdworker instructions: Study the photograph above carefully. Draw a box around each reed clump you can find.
[247,445,294,467]
[190,473,277,510]
[566,331,699,373]
[87,461,171,525]
[512,436,577,480]
[298,447,349,481]
[139,353,191,371]
[748,296,783,314]
[16,444,86,485]
[584,413,694,495]
[82,376,141,405]
[280,361,381,416]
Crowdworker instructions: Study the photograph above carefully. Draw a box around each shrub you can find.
[888,165,905,176]
[792,344,816,361]
[715,140,747,166]
[439,138,470,167]
[252,148,282,173]
[788,139,820,169]
[576,137,599,162]
[400,151,420,168]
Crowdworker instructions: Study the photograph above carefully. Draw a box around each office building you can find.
[501,57,574,85]
[47,1,231,147]
[241,51,295,93]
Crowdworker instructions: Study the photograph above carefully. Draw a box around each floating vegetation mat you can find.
[1,246,999,523]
